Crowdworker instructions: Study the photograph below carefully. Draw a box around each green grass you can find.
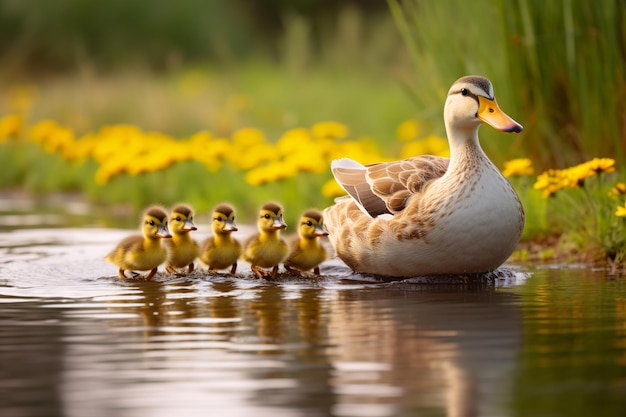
[1,1,626,266]
[389,0,626,169]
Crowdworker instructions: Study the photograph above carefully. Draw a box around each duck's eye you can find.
[176,216,181,221]
[216,216,222,221]
[148,220,155,226]
[305,221,313,226]
[264,214,271,219]
[461,88,468,96]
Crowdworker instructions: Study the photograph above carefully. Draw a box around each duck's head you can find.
[142,205,172,239]
[444,75,523,135]
[258,202,287,233]
[212,203,238,234]
[298,209,329,239]
[170,204,197,234]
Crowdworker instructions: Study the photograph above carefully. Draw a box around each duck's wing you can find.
[284,235,302,262]
[105,235,143,263]
[331,155,449,218]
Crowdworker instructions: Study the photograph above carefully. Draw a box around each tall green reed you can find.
[388,0,626,168]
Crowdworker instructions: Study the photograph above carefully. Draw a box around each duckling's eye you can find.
[461,88,468,96]
[216,216,222,221]
[176,216,182,221]
[304,221,313,226]
[148,220,155,226]
[264,214,271,219]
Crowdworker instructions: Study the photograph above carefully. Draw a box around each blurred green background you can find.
[0,0,625,237]
[1,0,621,162]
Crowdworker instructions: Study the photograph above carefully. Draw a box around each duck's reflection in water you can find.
[75,275,521,417]
[323,285,521,417]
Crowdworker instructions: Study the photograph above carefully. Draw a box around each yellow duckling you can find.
[242,202,288,279]
[199,203,241,274]
[284,209,329,276]
[105,205,172,280]
[164,203,199,274]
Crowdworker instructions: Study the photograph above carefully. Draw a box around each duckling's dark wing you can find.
[105,235,143,261]
[241,234,262,261]
[284,235,303,264]
[201,236,217,252]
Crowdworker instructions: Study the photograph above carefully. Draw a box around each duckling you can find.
[164,203,199,274]
[199,203,241,274]
[284,209,329,275]
[242,202,288,279]
[105,205,172,280]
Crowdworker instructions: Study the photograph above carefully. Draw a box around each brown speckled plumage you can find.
[324,76,525,277]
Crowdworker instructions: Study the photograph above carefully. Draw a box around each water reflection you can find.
[1,227,626,417]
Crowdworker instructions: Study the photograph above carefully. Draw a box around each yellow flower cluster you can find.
[0,114,452,199]
[533,158,616,198]
[612,183,626,217]
[502,158,534,178]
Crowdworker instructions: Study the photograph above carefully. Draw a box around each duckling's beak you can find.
[182,219,197,232]
[273,216,287,230]
[477,96,523,133]
[224,219,238,232]
[157,224,172,238]
[314,223,329,237]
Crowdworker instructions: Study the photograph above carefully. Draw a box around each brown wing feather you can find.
[331,164,391,217]
[367,155,449,213]
[332,156,449,217]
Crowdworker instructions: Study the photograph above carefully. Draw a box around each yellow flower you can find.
[244,161,297,185]
[42,126,75,154]
[30,120,61,144]
[276,128,312,156]
[585,157,616,174]
[229,142,277,170]
[534,169,567,198]
[610,183,626,196]
[232,127,266,148]
[0,114,23,140]
[559,158,616,187]
[396,119,420,141]
[322,178,345,198]
[187,131,229,172]
[400,135,449,159]
[311,121,349,140]
[502,158,534,177]
[616,202,626,217]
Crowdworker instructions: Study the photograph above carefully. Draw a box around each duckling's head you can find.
[444,75,523,136]
[212,203,238,234]
[298,209,329,239]
[258,202,287,232]
[142,205,172,239]
[170,204,197,234]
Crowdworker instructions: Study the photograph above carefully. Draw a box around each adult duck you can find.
[323,75,524,277]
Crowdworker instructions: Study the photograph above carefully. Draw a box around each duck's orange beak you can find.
[477,96,523,133]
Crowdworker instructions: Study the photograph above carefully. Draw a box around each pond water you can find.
[1,203,625,417]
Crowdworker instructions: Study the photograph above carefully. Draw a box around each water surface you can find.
[1,221,625,417]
